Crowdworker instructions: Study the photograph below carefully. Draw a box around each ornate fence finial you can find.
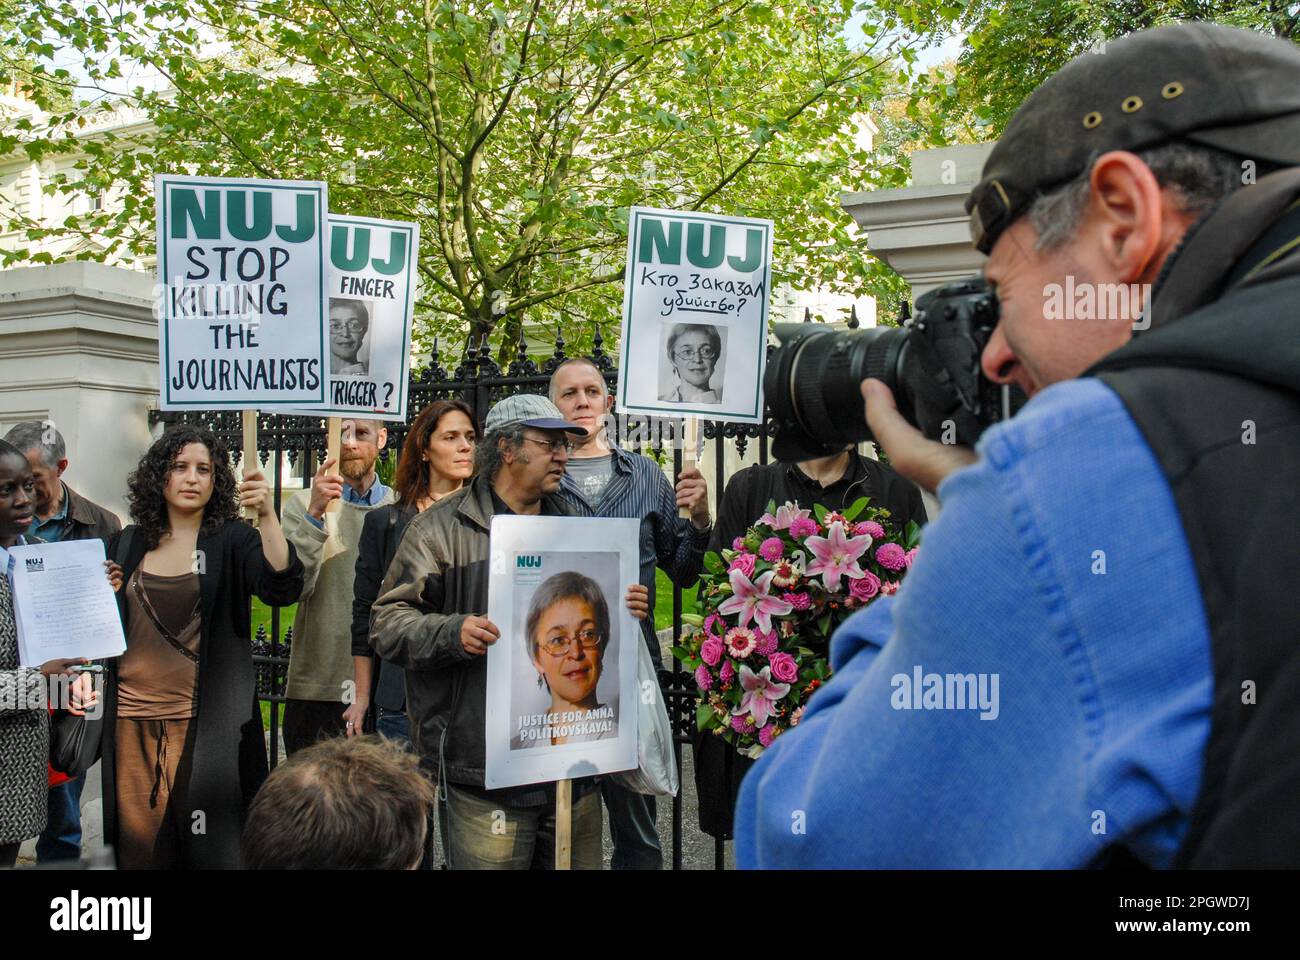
[803,307,812,323]
[554,322,567,361]
[848,303,860,329]
[591,322,614,372]
[900,301,912,325]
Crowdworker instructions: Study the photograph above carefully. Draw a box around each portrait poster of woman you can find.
[485,517,640,789]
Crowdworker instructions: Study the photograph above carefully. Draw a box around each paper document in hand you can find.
[8,539,127,667]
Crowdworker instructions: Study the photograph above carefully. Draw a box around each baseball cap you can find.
[483,393,587,436]
[966,22,1300,255]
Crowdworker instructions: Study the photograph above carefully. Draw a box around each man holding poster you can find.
[371,395,649,869]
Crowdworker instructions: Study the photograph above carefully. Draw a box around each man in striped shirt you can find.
[550,357,711,870]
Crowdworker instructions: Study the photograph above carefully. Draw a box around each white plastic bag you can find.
[608,635,679,797]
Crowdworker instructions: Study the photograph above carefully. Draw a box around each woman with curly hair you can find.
[103,424,303,869]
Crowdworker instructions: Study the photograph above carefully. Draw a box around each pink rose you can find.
[856,521,885,539]
[759,537,785,563]
[782,591,811,610]
[769,651,799,684]
[849,571,881,603]
[700,635,724,666]
[875,542,908,572]
[729,552,757,578]
[788,517,818,539]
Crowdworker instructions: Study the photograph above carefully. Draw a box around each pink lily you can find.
[804,520,872,592]
[733,664,790,728]
[717,568,793,635]
[761,501,812,531]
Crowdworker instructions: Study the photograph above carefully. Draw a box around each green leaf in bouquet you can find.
[671,645,692,663]
[904,520,922,550]
[680,613,704,628]
[697,702,722,731]
[842,496,870,522]
[813,503,829,524]
[703,551,725,574]
[795,646,816,657]
[764,498,777,517]
[816,611,832,636]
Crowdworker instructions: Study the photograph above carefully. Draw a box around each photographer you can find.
[737,23,1300,868]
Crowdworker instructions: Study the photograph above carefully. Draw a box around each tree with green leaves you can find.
[3,0,947,360]
[890,0,1298,140]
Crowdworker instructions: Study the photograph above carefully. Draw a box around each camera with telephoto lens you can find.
[765,276,1025,462]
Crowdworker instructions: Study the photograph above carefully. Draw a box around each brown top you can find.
[117,569,201,720]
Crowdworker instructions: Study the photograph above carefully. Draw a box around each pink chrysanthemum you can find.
[788,517,818,539]
[758,724,777,747]
[782,591,812,610]
[731,714,757,735]
[875,542,908,571]
[694,664,713,691]
[732,536,747,551]
[720,660,736,686]
[725,626,759,659]
[759,537,785,563]
[905,547,919,568]
[856,520,885,539]
[755,629,779,657]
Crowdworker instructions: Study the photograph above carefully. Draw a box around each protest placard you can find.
[282,214,419,421]
[484,517,640,791]
[155,174,330,410]
[616,206,773,424]
[8,540,126,667]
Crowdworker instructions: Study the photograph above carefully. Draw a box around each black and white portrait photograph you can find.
[658,322,726,404]
[328,297,371,377]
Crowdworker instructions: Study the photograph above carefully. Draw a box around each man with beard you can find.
[281,419,394,754]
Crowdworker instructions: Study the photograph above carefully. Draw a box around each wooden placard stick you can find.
[325,416,343,515]
[241,409,259,524]
[679,417,699,520]
[555,778,572,870]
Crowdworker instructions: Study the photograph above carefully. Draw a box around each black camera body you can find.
[765,276,1021,462]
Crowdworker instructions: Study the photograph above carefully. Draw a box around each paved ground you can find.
[16,633,738,870]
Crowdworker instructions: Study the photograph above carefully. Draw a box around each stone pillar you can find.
[841,143,994,298]
[0,262,158,521]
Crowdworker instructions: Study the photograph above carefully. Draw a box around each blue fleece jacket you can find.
[735,377,1212,868]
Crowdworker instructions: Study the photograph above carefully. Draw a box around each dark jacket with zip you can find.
[103,520,303,869]
[62,485,122,547]
[369,474,574,787]
[351,503,417,713]
[1087,167,1300,867]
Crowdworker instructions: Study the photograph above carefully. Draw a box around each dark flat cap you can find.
[966,22,1300,254]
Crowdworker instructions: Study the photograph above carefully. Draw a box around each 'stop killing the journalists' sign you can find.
[156,175,330,410]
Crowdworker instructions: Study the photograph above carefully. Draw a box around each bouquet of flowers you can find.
[674,497,920,758]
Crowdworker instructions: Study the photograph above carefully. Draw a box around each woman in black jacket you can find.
[349,400,476,745]
[104,425,303,869]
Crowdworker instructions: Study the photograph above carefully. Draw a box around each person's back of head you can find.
[241,735,435,869]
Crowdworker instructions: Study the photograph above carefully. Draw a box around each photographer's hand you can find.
[862,379,977,494]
